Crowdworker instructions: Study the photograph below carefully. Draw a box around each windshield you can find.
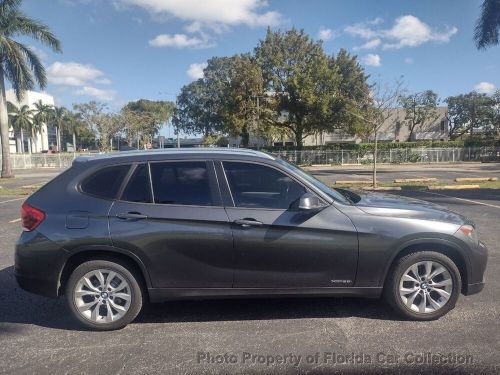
[275,158,351,205]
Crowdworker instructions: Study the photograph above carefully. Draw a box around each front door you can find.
[219,161,358,288]
[109,161,233,288]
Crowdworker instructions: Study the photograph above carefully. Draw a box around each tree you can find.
[51,106,68,151]
[174,78,223,137]
[328,49,372,136]
[175,55,267,147]
[122,99,175,148]
[398,90,439,141]
[445,92,496,138]
[8,102,33,153]
[32,99,53,151]
[475,0,500,49]
[0,0,61,178]
[255,28,339,149]
[73,102,122,151]
[65,111,86,152]
[352,79,405,188]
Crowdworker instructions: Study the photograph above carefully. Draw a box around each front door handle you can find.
[234,218,263,228]
[117,212,148,220]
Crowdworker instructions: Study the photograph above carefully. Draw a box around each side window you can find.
[121,164,152,203]
[81,164,130,199]
[150,161,213,206]
[223,162,306,209]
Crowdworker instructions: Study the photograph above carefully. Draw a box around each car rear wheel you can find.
[66,260,143,330]
[385,251,461,320]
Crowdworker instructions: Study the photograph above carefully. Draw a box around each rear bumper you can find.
[15,272,58,298]
[463,281,485,296]
[15,231,68,298]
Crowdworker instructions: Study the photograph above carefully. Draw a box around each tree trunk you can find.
[73,132,76,152]
[294,128,303,150]
[373,130,378,188]
[31,129,37,153]
[56,126,61,152]
[0,70,14,178]
[20,129,25,154]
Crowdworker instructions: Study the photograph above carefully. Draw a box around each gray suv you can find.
[15,149,487,330]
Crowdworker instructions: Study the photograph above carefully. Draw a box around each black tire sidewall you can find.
[66,260,143,331]
[385,251,462,321]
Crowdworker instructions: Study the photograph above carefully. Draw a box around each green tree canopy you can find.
[255,28,339,149]
[399,90,439,141]
[445,92,496,138]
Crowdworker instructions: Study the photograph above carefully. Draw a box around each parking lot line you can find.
[0,197,25,204]
[424,191,500,209]
[8,218,21,223]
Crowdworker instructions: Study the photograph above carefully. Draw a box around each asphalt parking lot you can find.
[0,167,499,374]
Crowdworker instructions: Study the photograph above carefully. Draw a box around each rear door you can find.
[218,160,358,288]
[109,160,234,288]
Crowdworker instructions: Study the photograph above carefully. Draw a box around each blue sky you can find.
[19,0,500,114]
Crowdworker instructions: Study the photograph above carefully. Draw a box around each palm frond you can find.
[8,11,62,52]
[2,39,35,100]
[475,0,500,49]
[0,0,21,15]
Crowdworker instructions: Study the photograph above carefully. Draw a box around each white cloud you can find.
[118,0,282,27]
[187,62,207,80]
[345,15,458,50]
[75,86,117,101]
[47,62,110,86]
[345,23,377,40]
[383,15,458,49]
[474,82,496,94]
[362,54,381,67]
[149,33,213,48]
[404,57,414,64]
[354,38,381,50]
[317,27,336,41]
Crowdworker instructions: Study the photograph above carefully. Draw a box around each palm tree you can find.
[475,0,500,49]
[66,112,85,152]
[51,106,67,151]
[8,102,33,153]
[32,99,54,152]
[0,0,61,178]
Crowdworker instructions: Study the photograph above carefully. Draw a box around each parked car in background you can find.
[15,149,487,330]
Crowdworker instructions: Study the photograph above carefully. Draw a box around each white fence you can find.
[1,153,90,169]
[273,147,499,165]
[1,147,499,169]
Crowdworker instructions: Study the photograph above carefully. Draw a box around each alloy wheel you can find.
[398,260,453,314]
[73,269,132,324]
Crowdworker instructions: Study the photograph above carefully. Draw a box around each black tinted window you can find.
[81,164,130,199]
[223,162,306,209]
[121,164,152,203]
[150,161,213,206]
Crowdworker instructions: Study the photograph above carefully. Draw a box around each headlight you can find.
[457,224,478,243]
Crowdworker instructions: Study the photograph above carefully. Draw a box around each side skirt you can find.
[148,287,383,303]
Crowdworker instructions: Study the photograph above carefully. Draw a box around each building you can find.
[229,107,449,147]
[4,90,55,153]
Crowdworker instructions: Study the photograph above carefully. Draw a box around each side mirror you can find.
[298,192,324,211]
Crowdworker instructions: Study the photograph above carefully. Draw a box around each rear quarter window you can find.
[80,164,131,199]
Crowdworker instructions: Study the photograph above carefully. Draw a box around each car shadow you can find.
[0,265,401,332]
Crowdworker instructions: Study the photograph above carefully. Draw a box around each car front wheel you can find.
[385,251,462,320]
[66,260,143,330]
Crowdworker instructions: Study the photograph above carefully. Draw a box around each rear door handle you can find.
[234,218,263,228]
[117,212,148,220]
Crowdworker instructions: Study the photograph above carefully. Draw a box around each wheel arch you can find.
[382,239,469,294]
[58,245,152,297]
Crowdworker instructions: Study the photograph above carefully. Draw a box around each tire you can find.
[384,251,462,321]
[66,260,143,330]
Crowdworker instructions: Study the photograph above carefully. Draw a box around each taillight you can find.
[21,203,45,231]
